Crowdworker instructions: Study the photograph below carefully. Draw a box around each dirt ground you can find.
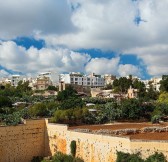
[69,122,168,140]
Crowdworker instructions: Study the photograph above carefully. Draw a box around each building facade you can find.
[59,72,105,88]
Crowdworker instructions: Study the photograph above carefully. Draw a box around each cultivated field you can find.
[69,122,168,140]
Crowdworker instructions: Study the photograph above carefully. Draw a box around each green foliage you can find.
[132,79,146,99]
[0,95,12,109]
[145,85,159,101]
[16,81,32,93]
[160,75,168,92]
[103,102,121,121]
[70,140,76,157]
[31,156,43,162]
[52,152,73,162]
[116,151,144,162]
[59,98,83,110]
[120,99,141,120]
[83,97,114,104]
[145,152,167,162]
[116,151,167,162]
[46,152,84,162]
[113,77,132,93]
[57,86,77,101]
[28,103,48,117]
[1,109,28,126]
[51,108,89,124]
[151,115,161,124]
[47,85,58,91]
[158,92,168,104]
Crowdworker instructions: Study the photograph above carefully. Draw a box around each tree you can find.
[103,102,121,122]
[158,92,168,104]
[0,95,12,108]
[133,79,146,98]
[120,99,141,120]
[57,85,77,101]
[145,84,159,101]
[113,77,132,93]
[160,75,168,92]
[28,103,48,117]
[47,85,58,91]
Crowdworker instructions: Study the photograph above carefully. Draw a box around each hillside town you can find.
[1,71,168,161]
[1,0,168,161]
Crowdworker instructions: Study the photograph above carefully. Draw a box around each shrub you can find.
[70,140,76,157]
[28,103,48,117]
[151,115,161,124]
[116,151,144,162]
[52,152,74,162]
[145,152,167,162]
[31,156,43,162]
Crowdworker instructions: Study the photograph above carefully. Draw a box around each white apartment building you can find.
[59,72,105,88]
[151,77,162,91]
[11,75,21,87]
[142,77,162,92]
[104,74,116,85]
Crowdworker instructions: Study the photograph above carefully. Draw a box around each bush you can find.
[151,115,161,124]
[70,140,76,157]
[116,151,167,162]
[116,151,144,162]
[52,152,74,162]
[145,152,167,162]
[28,103,48,117]
[31,156,43,162]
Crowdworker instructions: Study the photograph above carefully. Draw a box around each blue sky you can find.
[0,0,168,79]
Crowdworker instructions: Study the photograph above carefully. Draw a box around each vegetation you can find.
[41,152,84,162]
[116,151,167,162]
[0,75,168,126]
[70,140,76,157]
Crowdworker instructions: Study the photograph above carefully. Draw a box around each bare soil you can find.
[69,122,168,140]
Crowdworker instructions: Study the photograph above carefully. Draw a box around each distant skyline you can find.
[0,0,168,79]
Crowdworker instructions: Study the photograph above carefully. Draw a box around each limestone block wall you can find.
[0,119,46,162]
[46,123,131,162]
[130,140,168,160]
[1,119,168,162]
[46,123,168,162]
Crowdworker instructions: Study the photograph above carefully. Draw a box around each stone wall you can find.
[1,119,168,162]
[130,140,168,160]
[46,123,131,162]
[46,122,168,162]
[0,119,47,162]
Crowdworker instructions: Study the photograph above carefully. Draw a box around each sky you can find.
[0,0,168,79]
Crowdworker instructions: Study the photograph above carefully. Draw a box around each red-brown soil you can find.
[69,122,168,140]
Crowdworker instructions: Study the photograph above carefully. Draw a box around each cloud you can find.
[0,0,168,77]
[85,57,142,77]
[40,0,168,77]
[0,41,91,74]
[118,64,141,77]
[0,41,142,78]
[125,44,168,76]
[85,57,120,75]
[0,0,76,39]
[0,69,11,78]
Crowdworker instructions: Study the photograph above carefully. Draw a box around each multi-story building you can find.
[104,74,116,85]
[59,72,105,88]
[151,77,162,91]
[142,77,162,92]
[34,76,52,90]
[11,75,21,87]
